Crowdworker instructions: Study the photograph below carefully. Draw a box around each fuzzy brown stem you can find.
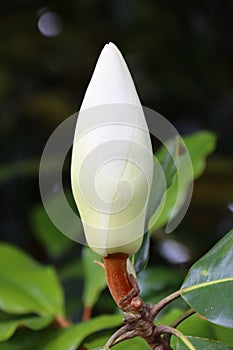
[103,253,138,311]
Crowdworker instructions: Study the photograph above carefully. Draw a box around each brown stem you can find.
[102,258,183,349]
[104,304,175,349]
[82,306,92,321]
[170,309,195,329]
[104,325,129,348]
[55,315,70,328]
[163,309,195,344]
[151,290,181,318]
[144,322,174,349]
[155,324,180,337]
[108,329,138,347]
[103,253,139,311]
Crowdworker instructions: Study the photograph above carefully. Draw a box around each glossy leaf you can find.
[176,336,233,350]
[85,335,151,350]
[112,337,151,349]
[181,229,233,328]
[178,313,233,346]
[0,315,122,350]
[82,246,106,308]
[146,136,178,223]
[59,257,84,281]
[134,230,150,273]
[213,323,233,347]
[156,307,233,348]
[138,267,184,300]
[149,131,216,232]
[0,244,64,317]
[171,311,213,339]
[0,313,52,341]
[181,132,216,178]
[42,314,122,350]
[137,137,180,271]
[31,203,73,258]
[30,190,79,258]
[157,309,233,349]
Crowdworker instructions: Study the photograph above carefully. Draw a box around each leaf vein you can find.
[182,277,233,293]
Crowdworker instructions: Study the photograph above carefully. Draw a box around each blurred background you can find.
[0,0,232,319]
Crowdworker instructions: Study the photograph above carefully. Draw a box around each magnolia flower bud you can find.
[71,42,153,257]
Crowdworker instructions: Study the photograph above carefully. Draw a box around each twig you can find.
[55,315,70,328]
[151,290,181,318]
[104,304,175,350]
[163,309,195,344]
[155,324,182,337]
[170,309,195,329]
[104,324,129,348]
[82,306,92,321]
[112,330,139,345]
[102,252,184,349]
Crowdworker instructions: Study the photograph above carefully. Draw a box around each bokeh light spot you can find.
[38,11,62,38]
[158,239,191,264]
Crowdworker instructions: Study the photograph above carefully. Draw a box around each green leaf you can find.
[59,257,83,281]
[176,336,233,350]
[213,323,233,347]
[157,308,233,347]
[42,314,122,350]
[149,131,216,232]
[181,229,233,328]
[170,311,213,339]
[31,204,73,258]
[0,312,52,341]
[84,334,151,349]
[146,136,178,223]
[82,247,107,309]
[30,191,77,258]
[0,315,122,350]
[0,329,58,350]
[134,230,150,273]
[0,244,64,318]
[173,331,196,350]
[84,335,110,349]
[113,337,151,349]
[180,132,216,178]
[139,136,183,272]
[138,267,184,301]
[157,309,232,348]
[0,158,39,184]
[175,314,233,347]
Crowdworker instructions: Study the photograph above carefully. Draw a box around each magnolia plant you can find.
[0,43,232,350]
[71,43,153,312]
[70,43,233,350]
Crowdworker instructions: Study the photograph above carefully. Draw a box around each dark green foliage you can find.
[0,2,232,348]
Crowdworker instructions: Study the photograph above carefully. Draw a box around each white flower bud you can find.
[71,42,153,257]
